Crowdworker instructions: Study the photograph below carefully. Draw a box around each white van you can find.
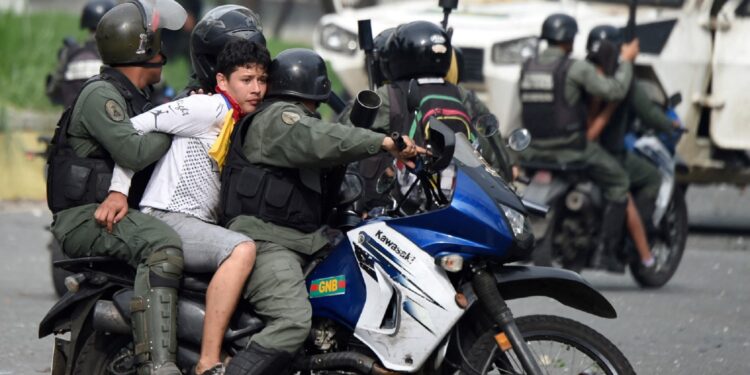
[313,0,750,184]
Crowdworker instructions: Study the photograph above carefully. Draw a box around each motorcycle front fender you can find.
[493,265,617,319]
[38,283,116,338]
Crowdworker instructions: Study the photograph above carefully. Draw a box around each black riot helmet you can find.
[80,0,117,31]
[96,0,187,66]
[190,5,266,90]
[386,21,452,81]
[541,13,578,44]
[372,27,395,86]
[586,25,622,75]
[586,25,624,53]
[266,48,331,102]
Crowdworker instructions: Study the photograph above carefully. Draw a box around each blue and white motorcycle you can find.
[39,121,634,374]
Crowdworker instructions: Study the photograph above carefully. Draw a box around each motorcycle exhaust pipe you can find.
[349,89,382,129]
[92,300,130,335]
[293,352,397,375]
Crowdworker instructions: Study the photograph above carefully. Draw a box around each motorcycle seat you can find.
[53,255,121,267]
[519,160,588,172]
[53,256,135,278]
[182,273,212,292]
[53,256,212,293]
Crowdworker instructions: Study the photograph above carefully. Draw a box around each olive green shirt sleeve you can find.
[567,59,633,102]
[244,102,386,169]
[68,81,171,171]
[631,81,674,134]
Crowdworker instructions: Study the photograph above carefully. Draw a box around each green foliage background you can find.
[0,10,342,116]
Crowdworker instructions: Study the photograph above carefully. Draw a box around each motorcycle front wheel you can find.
[462,315,635,375]
[630,186,688,288]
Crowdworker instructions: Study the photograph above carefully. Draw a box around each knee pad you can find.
[146,247,183,288]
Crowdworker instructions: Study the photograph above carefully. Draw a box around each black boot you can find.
[590,199,627,272]
[225,342,292,375]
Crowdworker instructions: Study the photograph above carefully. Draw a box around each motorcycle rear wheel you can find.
[73,331,133,375]
[630,186,688,288]
[462,314,635,375]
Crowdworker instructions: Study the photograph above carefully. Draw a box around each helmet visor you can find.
[140,0,187,31]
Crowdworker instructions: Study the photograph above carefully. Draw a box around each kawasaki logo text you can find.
[375,230,416,264]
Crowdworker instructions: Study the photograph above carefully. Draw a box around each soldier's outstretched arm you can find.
[631,81,676,133]
[78,84,171,171]
[248,102,428,170]
[569,59,633,102]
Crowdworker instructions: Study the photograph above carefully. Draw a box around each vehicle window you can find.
[737,0,750,17]
[579,0,684,8]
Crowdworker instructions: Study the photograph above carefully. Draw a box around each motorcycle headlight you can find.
[491,37,538,65]
[499,203,527,238]
[318,24,358,55]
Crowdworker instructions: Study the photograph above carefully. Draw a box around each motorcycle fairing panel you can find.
[634,134,676,226]
[309,221,465,372]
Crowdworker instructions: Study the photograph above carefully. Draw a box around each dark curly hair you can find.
[216,39,271,79]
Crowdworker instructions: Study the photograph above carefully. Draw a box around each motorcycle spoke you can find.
[481,339,610,375]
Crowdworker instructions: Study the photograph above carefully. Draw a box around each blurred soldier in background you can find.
[45,0,117,107]
[518,13,639,270]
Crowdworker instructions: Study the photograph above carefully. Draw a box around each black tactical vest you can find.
[519,56,585,141]
[220,101,337,233]
[47,68,154,213]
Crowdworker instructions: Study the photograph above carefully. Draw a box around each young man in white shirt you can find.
[106,39,270,375]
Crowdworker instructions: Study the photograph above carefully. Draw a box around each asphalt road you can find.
[0,201,748,375]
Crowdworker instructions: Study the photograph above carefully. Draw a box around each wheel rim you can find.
[647,197,686,275]
[478,331,618,375]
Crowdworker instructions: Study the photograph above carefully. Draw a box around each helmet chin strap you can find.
[111,52,168,68]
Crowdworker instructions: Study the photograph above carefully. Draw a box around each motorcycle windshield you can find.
[452,133,526,214]
[386,133,522,259]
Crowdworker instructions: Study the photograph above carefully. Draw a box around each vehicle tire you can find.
[50,238,73,297]
[72,331,133,375]
[630,186,688,288]
[462,314,635,375]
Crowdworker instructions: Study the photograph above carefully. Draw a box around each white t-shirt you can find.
[110,94,232,223]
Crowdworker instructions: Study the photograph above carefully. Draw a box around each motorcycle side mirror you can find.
[668,92,682,108]
[338,172,365,207]
[472,113,500,138]
[508,128,531,151]
[426,117,456,172]
[439,0,459,9]
[406,79,421,113]
[375,168,396,194]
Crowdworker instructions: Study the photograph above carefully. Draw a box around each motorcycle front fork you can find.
[472,269,543,375]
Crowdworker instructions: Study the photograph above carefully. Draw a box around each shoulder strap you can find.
[225,100,276,168]
[388,81,411,135]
